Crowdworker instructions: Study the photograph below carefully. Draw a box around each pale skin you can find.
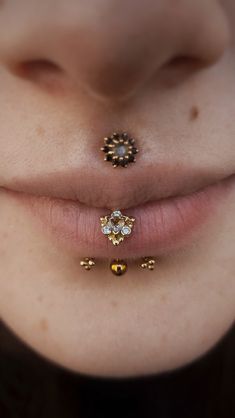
[0,0,235,378]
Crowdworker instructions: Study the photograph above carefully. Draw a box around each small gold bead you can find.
[80,257,95,271]
[110,259,128,276]
[140,257,156,271]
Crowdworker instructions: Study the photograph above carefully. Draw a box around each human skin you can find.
[0,0,234,378]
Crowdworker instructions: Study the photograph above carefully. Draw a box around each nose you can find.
[0,0,230,101]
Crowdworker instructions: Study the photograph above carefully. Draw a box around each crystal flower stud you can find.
[100,210,135,246]
[101,132,139,167]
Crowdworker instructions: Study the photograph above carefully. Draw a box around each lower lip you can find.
[5,175,235,258]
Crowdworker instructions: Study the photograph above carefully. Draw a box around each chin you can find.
[3,300,235,379]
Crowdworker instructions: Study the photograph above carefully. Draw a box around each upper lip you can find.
[2,162,233,209]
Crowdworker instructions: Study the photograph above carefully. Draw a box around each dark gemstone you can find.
[105,137,113,145]
[128,154,135,162]
[106,154,113,161]
[122,132,128,139]
[129,138,135,145]
[112,133,119,139]
[120,159,127,167]
[102,145,109,153]
[131,147,138,154]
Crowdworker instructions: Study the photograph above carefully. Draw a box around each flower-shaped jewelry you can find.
[100,210,135,246]
[101,132,138,167]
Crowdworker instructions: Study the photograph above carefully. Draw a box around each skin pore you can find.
[0,0,234,378]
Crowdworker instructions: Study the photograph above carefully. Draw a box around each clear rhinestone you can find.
[102,225,112,235]
[112,210,122,218]
[121,226,131,236]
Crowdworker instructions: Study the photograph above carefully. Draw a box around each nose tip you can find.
[0,1,230,101]
[73,2,230,101]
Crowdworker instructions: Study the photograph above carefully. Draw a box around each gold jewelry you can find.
[100,210,135,246]
[80,257,96,270]
[140,257,156,271]
[101,132,138,167]
[110,259,128,276]
[80,256,157,275]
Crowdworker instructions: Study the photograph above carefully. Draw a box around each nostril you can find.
[9,59,66,92]
[15,59,62,78]
[159,55,205,88]
[167,55,204,72]
[12,59,63,82]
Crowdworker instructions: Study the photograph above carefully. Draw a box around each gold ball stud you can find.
[110,259,128,276]
[80,257,96,271]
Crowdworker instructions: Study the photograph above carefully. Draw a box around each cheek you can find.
[0,190,234,377]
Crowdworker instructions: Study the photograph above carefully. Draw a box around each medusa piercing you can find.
[101,132,139,167]
[100,210,135,246]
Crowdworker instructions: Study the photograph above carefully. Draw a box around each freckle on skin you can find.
[161,294,167,302]
[39,318,48,331]
[190,106,199,121]
[36,126,46,136]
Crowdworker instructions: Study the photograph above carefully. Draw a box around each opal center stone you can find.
[115,145,127,157]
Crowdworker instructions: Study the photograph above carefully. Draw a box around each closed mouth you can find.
[2,173,235,259]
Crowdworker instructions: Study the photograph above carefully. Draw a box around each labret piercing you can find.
[110,259,128,276]
[101,132,139,168]
[80,210,156,276]
[80,257,156,276]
